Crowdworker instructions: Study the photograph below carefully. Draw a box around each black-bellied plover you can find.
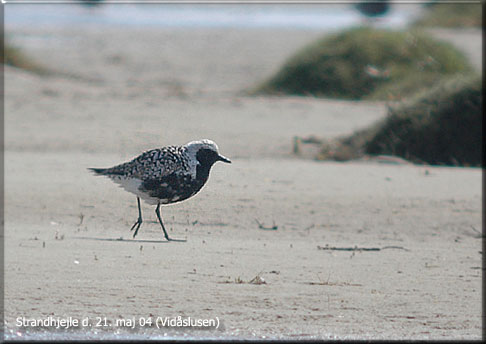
[89,139,231,241]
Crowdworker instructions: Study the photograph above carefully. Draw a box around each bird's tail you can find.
[88,167,108,175]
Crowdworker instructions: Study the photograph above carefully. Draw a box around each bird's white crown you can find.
[184,139,220,157]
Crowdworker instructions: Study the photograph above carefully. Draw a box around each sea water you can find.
[5,3,422,30]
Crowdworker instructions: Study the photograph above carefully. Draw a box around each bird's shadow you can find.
[72,236,186,243]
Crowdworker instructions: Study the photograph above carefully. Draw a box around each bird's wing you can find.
[104,147,187,180]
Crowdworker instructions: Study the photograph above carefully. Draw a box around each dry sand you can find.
[3,26,482,340]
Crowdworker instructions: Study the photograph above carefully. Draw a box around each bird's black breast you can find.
[140,172,207,204]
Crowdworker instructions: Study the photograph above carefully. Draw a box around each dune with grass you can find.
[252,27,473,100]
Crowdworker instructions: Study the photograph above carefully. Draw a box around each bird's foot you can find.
[130,217,143,238]
[130,218,143,231]
[165,236,187,243]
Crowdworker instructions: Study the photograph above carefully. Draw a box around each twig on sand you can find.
[78,213,84,226]
[381,245,410,251]
[317,244,410,252]
[255,219,278,230]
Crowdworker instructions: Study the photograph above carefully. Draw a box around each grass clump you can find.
[318,76,482,167]
[414,3,482,28]
[252,27,473,100]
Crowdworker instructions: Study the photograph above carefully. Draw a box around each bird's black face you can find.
[196,148,231,168]
[195,148,231,183]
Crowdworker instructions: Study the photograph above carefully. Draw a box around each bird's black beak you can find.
[218,154,231,164]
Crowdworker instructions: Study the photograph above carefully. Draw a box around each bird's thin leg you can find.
[155,203,171,241]
[155,203,186,242]
[130,197,143,238]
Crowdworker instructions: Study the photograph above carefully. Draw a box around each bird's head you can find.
[185,139,231,167]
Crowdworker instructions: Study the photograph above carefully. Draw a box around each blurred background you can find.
[4,1,481,167]
[5,2,416,30]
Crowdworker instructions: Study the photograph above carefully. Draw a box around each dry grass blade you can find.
[317,245,410,252]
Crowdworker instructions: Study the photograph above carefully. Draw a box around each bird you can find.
[80,0,104,7]
[355,0,390,19]
[88,139,231,241]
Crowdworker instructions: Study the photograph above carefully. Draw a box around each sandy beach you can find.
[3,24,482,340]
